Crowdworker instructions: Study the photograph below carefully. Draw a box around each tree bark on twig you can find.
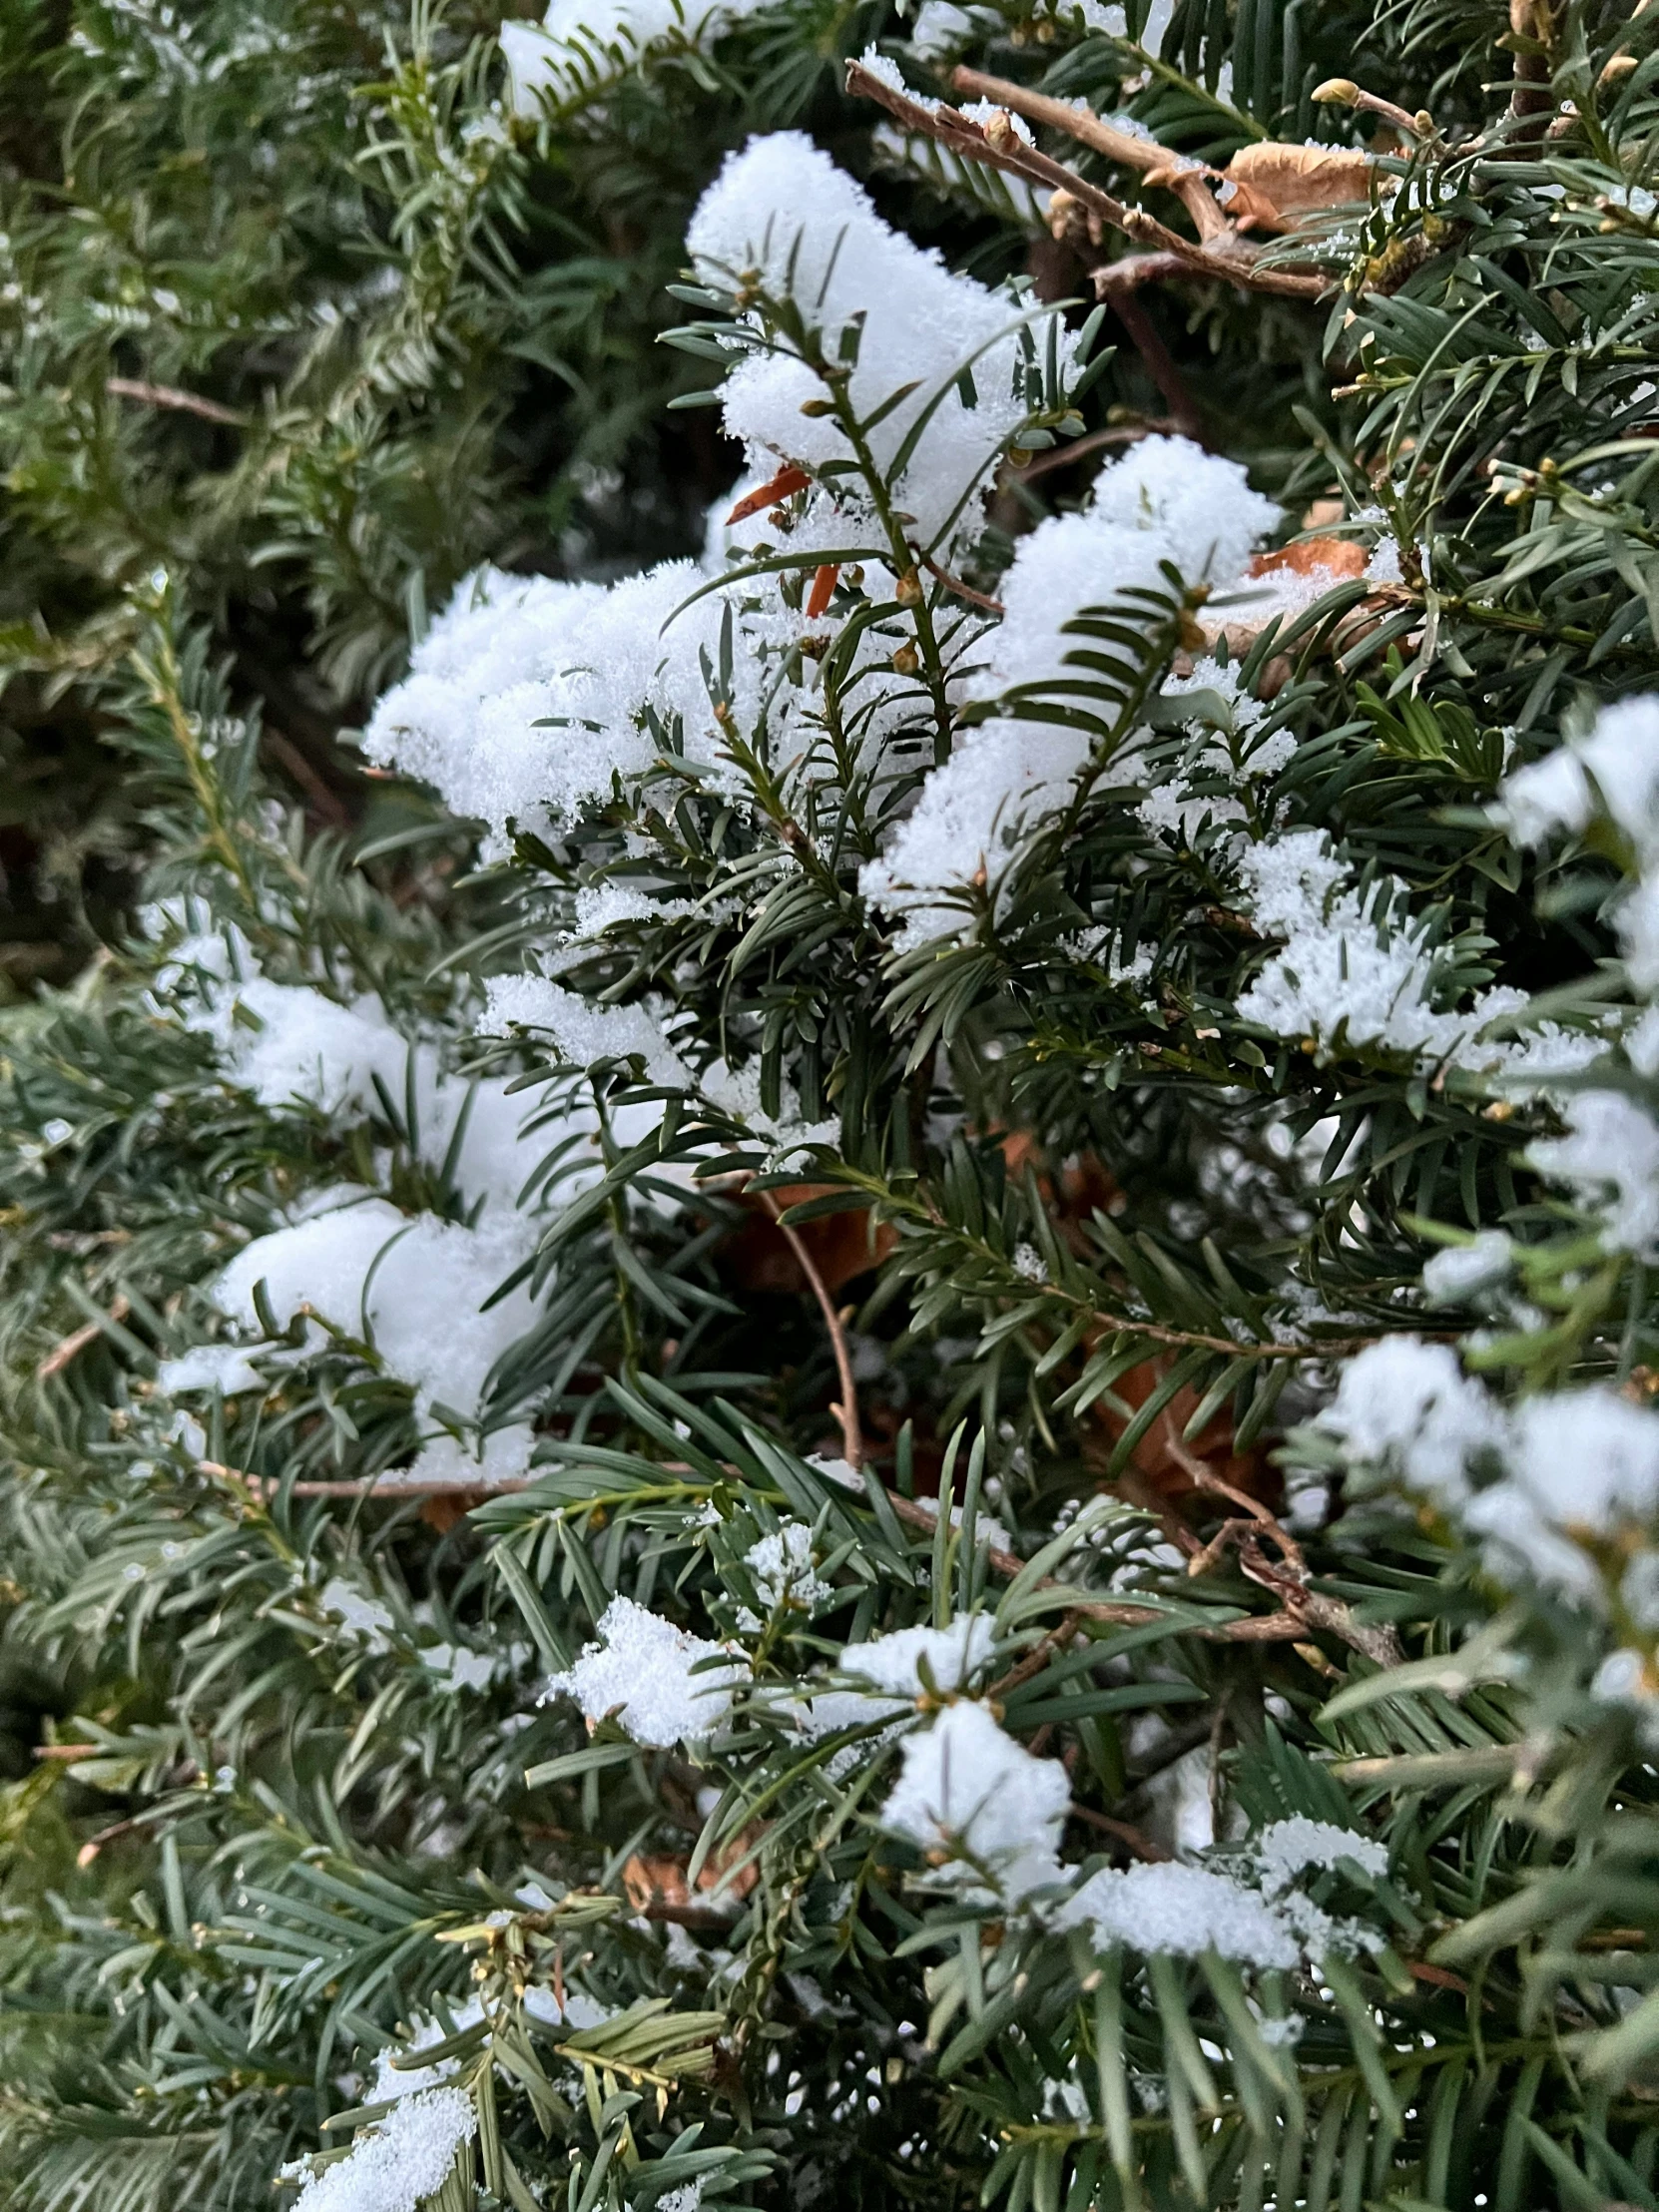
[106,377,249,427]
[843,62,1328,302]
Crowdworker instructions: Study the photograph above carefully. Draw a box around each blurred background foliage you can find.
[1,0,1443,992]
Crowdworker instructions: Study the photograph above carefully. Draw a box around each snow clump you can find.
[502,0,782,113]
[1318,1338,1659,1607]
[860,437,1279,943]
[686,131,1078,549]
[879,1698,1069,1901]
[281,2010,483,2212]
[544,1595,745,1747]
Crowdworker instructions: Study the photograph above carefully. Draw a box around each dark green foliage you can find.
[6,3,1659,2212]
[0,0,740,990]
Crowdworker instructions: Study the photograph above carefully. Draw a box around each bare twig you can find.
[36,1296,131,1381]
[1088,253,1199,296]
[761,1192,863,1469]
[984,1616,1082,1699]
[1313,75,1429,140]
[1068,1803,1173,1861]
[1096,284,1206,443]
[844,62,1328,302]
[204,1404,1392,1664]
[106,377,249,428]
[918,549,1004,613]
[950,65,1230,242]
[1504,0,1555,129]
[1007,424,1167,482]
[262,730,350,827]
[217,1462,536,1500]
[1162,1416,1404,1667]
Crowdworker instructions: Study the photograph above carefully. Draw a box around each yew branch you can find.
[843,62,1327,301]
[950,65,1230,242]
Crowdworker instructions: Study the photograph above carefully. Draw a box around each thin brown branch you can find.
[295,1475,534,1496]
[205,1418,1390,1662]
[1088,253,1197,295]
[761,1192,863,1469]
[1068,1803,1173,1861]
[1183,1513,1265,1580]
[106,377,250,428]
[843,63,1328,302]
[1314,76,1428,139]
[1097,285,1206,443]
[875,1479,1316,1642]
[36,1296,131,1381]
[262,730,350,828]
[1007,424,1164,482]
[918,549,1003,613]
[950,65,1231,242]
[1160,1416,1403,1666]
[984,1616,1081,1699]
[1501,0,1555,134]
[633,1899,743,1931]
[219,1462,536,1500]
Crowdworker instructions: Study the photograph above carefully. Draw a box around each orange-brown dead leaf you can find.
[1222,142,1374,231]
[807,563,840,618]
[419,1493,475,1534]
[1250,539,1369,581]
[1407,1958,1470,1994]
[726,467,811,524]
[622,1832,762,1919]
[1095,1352,1276,1502]
[722,1183,896,1298]
[998,1132,1122,1250]
[995,1133,1273,1500]
[1194,536,1374,658]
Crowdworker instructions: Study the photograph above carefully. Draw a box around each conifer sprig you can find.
[7,3,1659,2211]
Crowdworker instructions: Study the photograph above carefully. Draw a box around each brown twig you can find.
[760,1191,864,1470]
[1007,424,1166,482]
[950,65,1231,243]
[1503,0,1555,132]
[1161,1417,1404,1667]
[217,1462,536,1500]
[843,63,1328,302]
[1094,284,1206,443]
[262,730,350,828]
[1068,1803,1173,1862]
[1312,77,1427,140]
[218,1434,1375,1654]
[1088,252,1202,296]
[984,1616,1082,1699]
[106,377,249,428]
[36,1296,131,1381]
[205,1396,1389,1664]
[918,549,1004,614]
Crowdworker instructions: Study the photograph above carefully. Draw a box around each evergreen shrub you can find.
[5,4,1659,2211]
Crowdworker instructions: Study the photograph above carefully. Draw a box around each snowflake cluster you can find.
[1319,1336,1659,1612]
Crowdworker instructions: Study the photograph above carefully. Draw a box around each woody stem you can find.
[760,1192,864,1469]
